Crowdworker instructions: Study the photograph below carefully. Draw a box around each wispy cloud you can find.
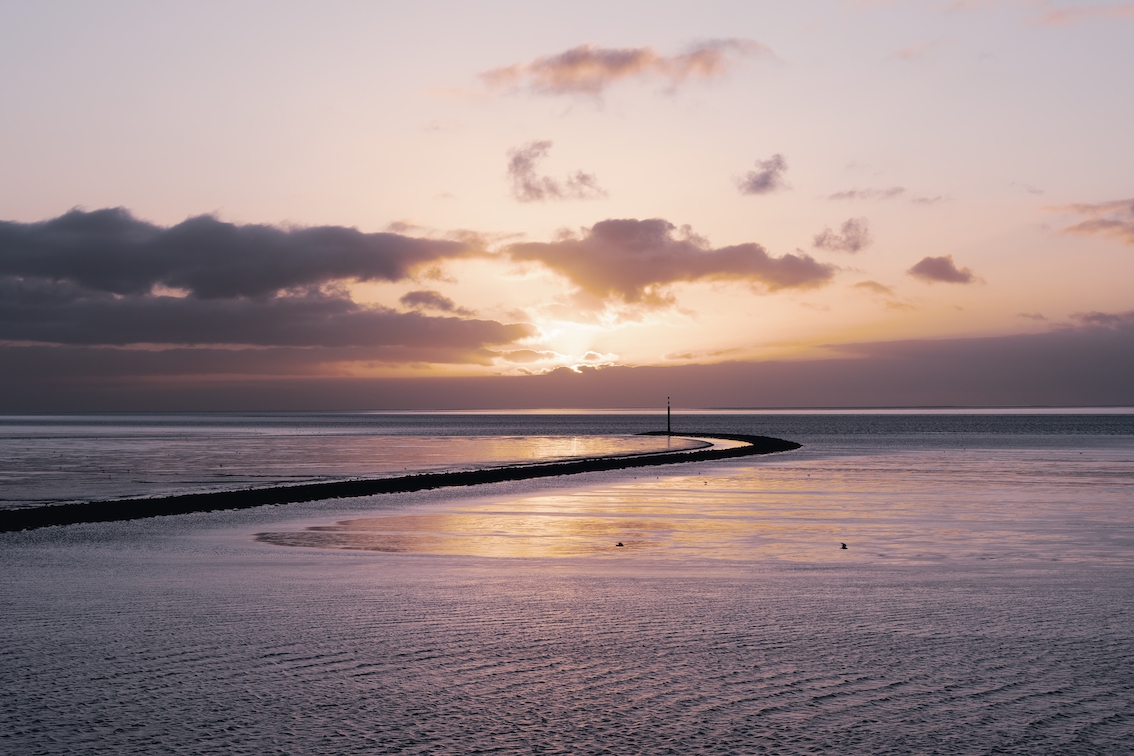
[892,38,949,61]
[737,154,789,195]
[852,279,913,310]
[507,218,834,306]
[907,254,978,283]
[829,187,906,201]
[480,39,769,97]
[1071,310,1134,327]
[1011,181,1045,195]
[506,141,607,202]
[813,218,872,253]
[828,186,944,204]
[853,280,894,295]
[1029,3,1134,25]
[943,0,1001,11]
[943,1,1134,26]
[1055,197,1134,245]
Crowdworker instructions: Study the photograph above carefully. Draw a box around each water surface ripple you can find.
[2,412,1132,754]
[2,560,1130,754]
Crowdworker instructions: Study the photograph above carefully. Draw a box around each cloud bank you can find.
[1058,197,1134,245]
[507,218,835,304]
[480,39,768,96]
[907,254,977,284]
[0,209,529,366]
[813,218,872,253]
[6,311,1132,411]
[506,141,607,202]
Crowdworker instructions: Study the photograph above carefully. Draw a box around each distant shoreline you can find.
[0,433,800,533]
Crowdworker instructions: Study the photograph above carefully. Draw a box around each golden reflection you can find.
[256,468,800,560]
[257,448,1134,565]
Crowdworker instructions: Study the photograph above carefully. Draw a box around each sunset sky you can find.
[2,0,1132,409]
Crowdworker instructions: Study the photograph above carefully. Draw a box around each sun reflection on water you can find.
[257,446,1134,565]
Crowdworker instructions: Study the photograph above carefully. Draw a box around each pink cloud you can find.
[1056,197,1134,245]
[480,39,769,96]
[507,218,834,305]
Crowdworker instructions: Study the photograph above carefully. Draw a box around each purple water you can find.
[1,412,1132,754]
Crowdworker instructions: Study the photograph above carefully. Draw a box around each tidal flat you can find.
[2,414,1132,754]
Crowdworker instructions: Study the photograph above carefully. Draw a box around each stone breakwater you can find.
[0,434,800,532]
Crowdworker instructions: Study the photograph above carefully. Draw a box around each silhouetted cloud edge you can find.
[4,312,1131,411]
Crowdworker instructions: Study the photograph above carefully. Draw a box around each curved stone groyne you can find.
[0,433,800,532]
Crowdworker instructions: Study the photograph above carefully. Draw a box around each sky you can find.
[1,0,1132,409]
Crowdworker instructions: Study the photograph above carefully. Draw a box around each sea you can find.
[2,411,1132,754]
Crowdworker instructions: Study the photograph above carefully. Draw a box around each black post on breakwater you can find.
[667,396,671,434]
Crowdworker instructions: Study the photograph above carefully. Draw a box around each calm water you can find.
[0,414,707,508]
[2,412,1133,754]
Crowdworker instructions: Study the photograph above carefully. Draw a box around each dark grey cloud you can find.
[399,289,474,316]
[0,277,522,349]
[737,154,788,195]
[907,254,977,284]
[813,217,871,253]
[0,208,475,299]
[0,208,531,365]
[481,39,768,97]
[507,141,607,202]
[507,218,834,304]
[1058,198,1134,245]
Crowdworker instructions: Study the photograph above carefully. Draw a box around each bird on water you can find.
[840,543,847,549]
